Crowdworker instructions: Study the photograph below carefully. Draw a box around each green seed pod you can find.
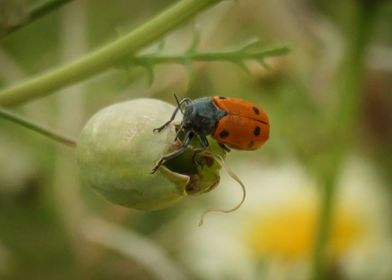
[76,98,225,210]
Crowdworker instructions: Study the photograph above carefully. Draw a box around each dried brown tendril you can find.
[198,152,246,226]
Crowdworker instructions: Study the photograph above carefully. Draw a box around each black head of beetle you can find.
[182,97,227,137]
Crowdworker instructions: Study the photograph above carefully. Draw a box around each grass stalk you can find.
[0,107,77,147]
[311,1,380,279]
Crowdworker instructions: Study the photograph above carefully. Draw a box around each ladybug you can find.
[152,95,270,173]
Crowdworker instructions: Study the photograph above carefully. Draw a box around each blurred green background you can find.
[0,0,391,279]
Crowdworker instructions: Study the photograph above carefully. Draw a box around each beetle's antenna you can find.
[198,153,247,226]
[173,93,184,113]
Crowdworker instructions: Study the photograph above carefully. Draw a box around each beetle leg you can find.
[151,131,194,174]
[219,143,231,152]
[200,135,210,148]
[153,106,180,133]
[174,123,184,141]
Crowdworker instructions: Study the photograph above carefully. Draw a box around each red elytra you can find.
[211,96,269,150]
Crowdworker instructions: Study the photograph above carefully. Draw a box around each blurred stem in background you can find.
[129,42,289,86]
[81,218,188,280]
[0,0,74,40]
[0,106,77,147]
[312,1,381,279]
[53,1,91,276]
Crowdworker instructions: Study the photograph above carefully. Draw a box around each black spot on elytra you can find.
[218,96,227,99]
[254,126,261,136]
[248,141,254,148]
[253,106,260,115]
[219,130,230,138]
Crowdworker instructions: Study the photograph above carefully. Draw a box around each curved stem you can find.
[0,0,222,107]
[0,107,77,147]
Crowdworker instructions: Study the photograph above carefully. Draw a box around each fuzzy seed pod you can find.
[76,98,225,210]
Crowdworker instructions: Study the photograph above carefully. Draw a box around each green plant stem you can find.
[0,107,77,147]
[132,46,290,64]
[0,0,222,107]
[311,1,380,279]
[1,0,74,39]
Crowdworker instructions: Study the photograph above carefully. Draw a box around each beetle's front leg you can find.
[153,107,180,133]
[151,131,194,173]
[219,143,231,152]
[151,145,188,174]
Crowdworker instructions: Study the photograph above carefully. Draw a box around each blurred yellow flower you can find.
[174,157,392,280]
[246,198,362,260]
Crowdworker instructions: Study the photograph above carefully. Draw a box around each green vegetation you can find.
[0,0,391,279]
